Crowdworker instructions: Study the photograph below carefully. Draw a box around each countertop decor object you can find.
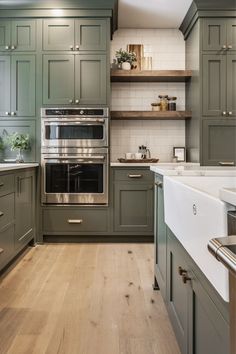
[5,132,30,163]
[127,44,144,71]
[118,158,159,163]
[115,48,137,70]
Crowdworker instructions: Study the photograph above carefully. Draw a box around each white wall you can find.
[110,29,186,162]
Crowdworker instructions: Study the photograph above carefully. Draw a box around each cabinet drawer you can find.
[114,169,153,182]
[0,193,14,230]
[43,208,108,233]
[0,225,14,269]
[0,174,14,197]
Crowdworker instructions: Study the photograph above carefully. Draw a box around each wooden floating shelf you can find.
[111,111,192,120]
[111,69,192,82]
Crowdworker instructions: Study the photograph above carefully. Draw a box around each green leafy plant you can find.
[0,137,4,151]
[6,132,30,151]
[115,48,137,64]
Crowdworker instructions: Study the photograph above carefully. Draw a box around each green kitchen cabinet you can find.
[43,54,107,105]
[202,18,236,52]
[113,169,154,234]
[166,228,230,354]
[43,18,107,51]
[0,20,36,52]
[227,54,236,117]
[201,119,236,166]
[15,169,35,250]
[0,55,36,117]
[154,173,167,300]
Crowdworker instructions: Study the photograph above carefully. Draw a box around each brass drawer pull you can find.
[155,181,163,188]
[182,273,191,284]
[178,266,187,276]
[0,248,4,254]
[67,219,83,224]
[219,161,235,166]
[0,211,4,217]
[128,174,143,178]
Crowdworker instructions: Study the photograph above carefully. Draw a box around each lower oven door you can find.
[41,150,108,204]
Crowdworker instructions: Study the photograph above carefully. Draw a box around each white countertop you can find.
[0,163,39,172]
[110,162,199,167]
[220,188,236,206]
[150,165,236,176]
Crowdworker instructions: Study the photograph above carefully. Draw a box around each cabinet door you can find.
[202,119,236,166]
[227,54,236,117]
[0,20,11,51]
[202,55,227,117]
[154,175,167,300]
[0,56,10,116]
[190,272,230,354]
[202,19,227,51]
[43,19,74,51]
[11,20,36,51]
[15,170,35,250]
[114,182,153,233]
[75,19,107,51]
[43,55,74,105]
[11,55,36,117]
[227,19,236,51]
[167,229,190,354]
[75,54,107,105]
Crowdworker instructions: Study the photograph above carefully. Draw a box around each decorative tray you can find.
[118,158,159,163]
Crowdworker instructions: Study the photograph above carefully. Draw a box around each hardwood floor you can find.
[0,244,180,354]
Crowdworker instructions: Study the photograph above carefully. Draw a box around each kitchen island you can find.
[0,163,38,272]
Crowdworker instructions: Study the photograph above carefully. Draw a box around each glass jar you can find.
[168,96,177,111]
[158,95,168,111]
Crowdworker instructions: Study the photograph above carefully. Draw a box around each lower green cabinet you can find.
[112,168,154,235]
[166,229,230,354]
[15,169,35,250]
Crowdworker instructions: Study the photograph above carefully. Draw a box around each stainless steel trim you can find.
[208,236,236,274]
[67,219,83,224]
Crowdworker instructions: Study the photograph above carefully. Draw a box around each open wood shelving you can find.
[111,69,192,82]
[111,111,192,120]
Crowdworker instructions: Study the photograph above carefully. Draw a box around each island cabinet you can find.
[111,168,154,237]
[0,168,36,272]
[166,228,230,354]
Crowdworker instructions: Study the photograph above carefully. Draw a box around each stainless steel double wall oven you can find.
[41,108,109,204]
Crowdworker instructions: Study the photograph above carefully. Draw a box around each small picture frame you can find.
[173,147,186,162]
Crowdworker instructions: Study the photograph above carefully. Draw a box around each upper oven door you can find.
[42,118,108,148]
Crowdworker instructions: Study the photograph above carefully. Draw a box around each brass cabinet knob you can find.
[11,45,16,50]
[222,111,227,116]
[227,45,233,50]
[5,45,10,50]
[5,112,10,116]
[222,45,227,50]
[11,112,16,116]
[75,45,80,50]
[70,45,74,50]
[228,111,233,116]
[75,99,79,104]
[69,99,73,104]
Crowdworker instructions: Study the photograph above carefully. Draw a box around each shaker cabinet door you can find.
[202,55,227,117]
[75,54,107,105]
[11,55,36,116]
[201,119,236,166]
[75,19,107,51]
[227,19,236,52]
[43,55,75,105]
[11,20,36,51]
[0,20,11,51]
[227,54,236,117]
[202,19,227,51]
[0,56,10,116]
[43,19,74,51]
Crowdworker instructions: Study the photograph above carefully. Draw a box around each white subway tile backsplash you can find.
[110,29,186,162]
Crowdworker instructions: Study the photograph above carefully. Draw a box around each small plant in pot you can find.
[115,48,137,70]
[6,132,30,163]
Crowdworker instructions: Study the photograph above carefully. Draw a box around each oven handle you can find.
[43,119,105,124]
[43,156,105,160]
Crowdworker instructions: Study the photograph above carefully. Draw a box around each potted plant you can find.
[6,132,30,163]
[115,48,137,70]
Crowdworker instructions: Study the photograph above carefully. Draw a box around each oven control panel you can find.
[42,108,109,118]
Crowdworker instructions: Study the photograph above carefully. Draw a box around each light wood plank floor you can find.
[0,244,180,354]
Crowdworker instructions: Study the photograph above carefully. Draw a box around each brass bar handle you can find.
[67,219,83,224]
[182,274,191,284]
[178,266,187,276]
[17,176,21,196]
[0,211,4,217]
[0,248,4,254]
[219,161,235,166]
[155,181,163,188]
[128,174,143,178]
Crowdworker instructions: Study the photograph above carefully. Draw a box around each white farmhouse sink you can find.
[164,176,236,302]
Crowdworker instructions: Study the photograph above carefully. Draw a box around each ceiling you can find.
[118,0,193,29]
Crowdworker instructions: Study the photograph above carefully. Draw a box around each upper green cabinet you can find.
[0,55,36,117]
[202,18,236,52]
[0,20,36,52]
[43,18,107,51]
[43,54,107,105]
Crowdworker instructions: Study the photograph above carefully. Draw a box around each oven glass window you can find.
[45,125,104,140]
[45,163,103,193]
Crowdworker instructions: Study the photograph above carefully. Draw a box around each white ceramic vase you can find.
[122,62,131,70]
